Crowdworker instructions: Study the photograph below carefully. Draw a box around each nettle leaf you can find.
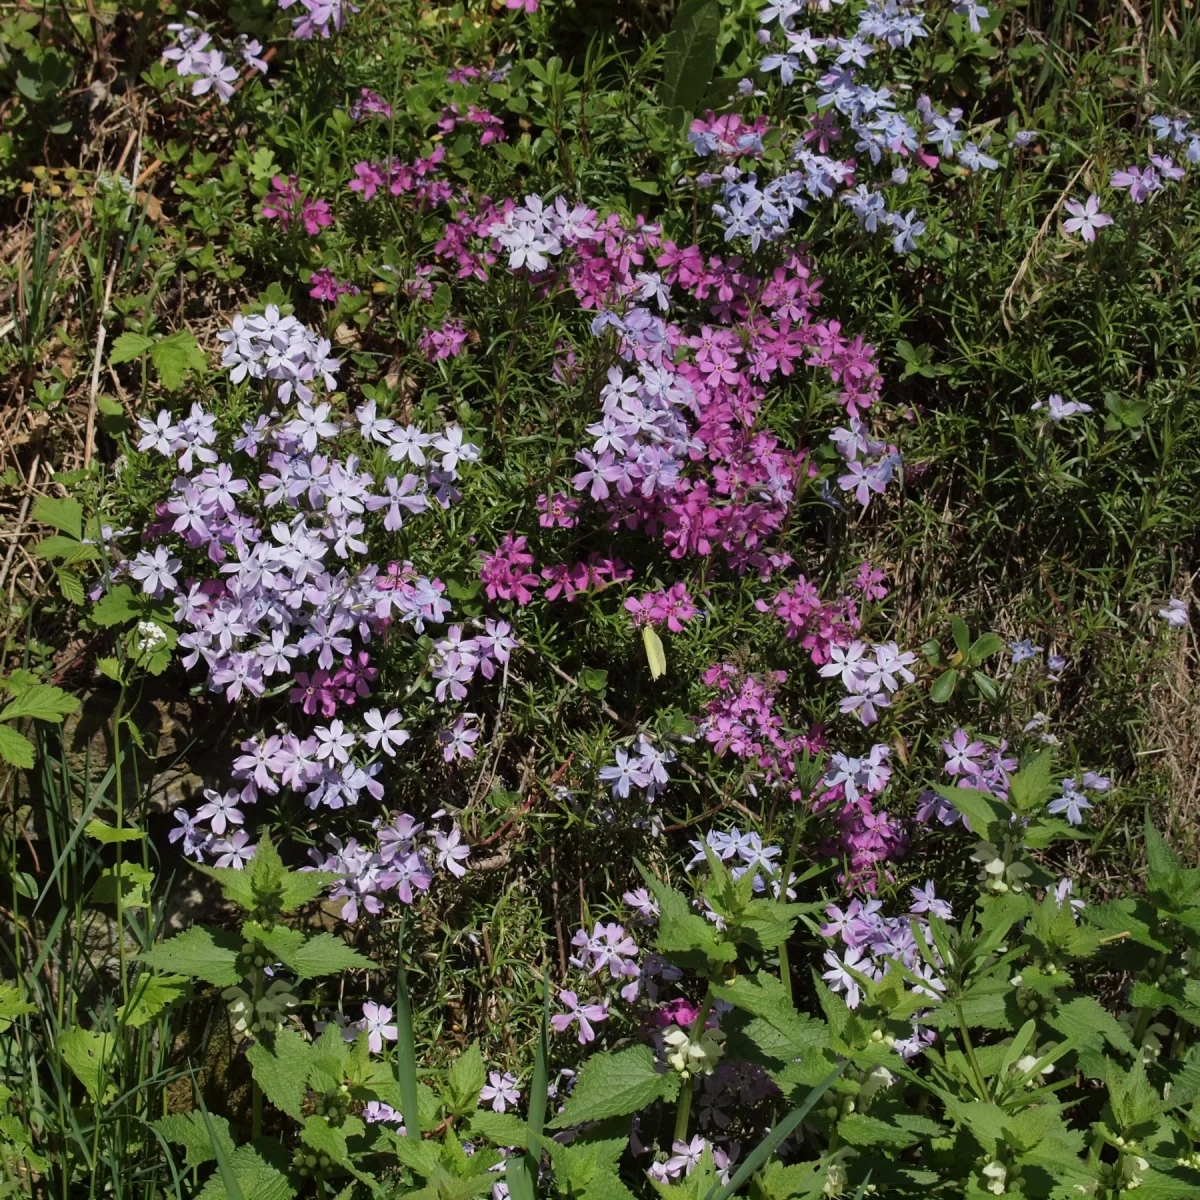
[60,1027,116,1103]
[85,819,146,844]
[195,1143,297,1200]
[658,0,720,117]
[120,973,191,1028]
[245,1028,314,1121]
[31,495,83,540]
[301,1114,361,1167]
[1007,749,1056,813]
[468,1110,527,1148]
[638,862,736,969]
[838,1113,924,1148]
[548,1045,675,1128]
[195,863,256,910]
[0,683,79,724]
[139,925,243,986]
[150,329,207,390]
[279,869,340,912]
[932,782,1007,835]
[711,971,828,1061]
[0,726,35,769]
[447,1042,487,1113]
[153,1111,236,1168]
[290,933,375,980]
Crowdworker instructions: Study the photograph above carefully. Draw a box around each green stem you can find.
[673,1077,694,1144]
[955,1001,991,1101]
[252,967,264,1139]
[777,814,808,1002]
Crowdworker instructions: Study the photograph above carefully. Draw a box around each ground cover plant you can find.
[2,0,1200,1195]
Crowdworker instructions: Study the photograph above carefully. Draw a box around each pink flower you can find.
[504,0,538,10]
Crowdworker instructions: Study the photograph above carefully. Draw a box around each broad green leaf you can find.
[968,633,1005,663]
[711,971,827,1058]
[468,1110,527,1147]
[85,819,145,844]
[139,925,243,986]
[108,332,156,364]
[930,668,957,703]
[150,329,207,390]
[0,983,36,1026]
[447,1041,487,1113]
[153,1111,236,1167]
[642,625,667,680]
[60,1027,116,1103]
[658,0,720,116]
[951,615,971,656]
[1007,749,1055,813]
[89,861,154,909]
[31,496,82,540]
[34,534,85,560]
[57,566,86,605]
[0,726,34,769]
[120,973,191,1027]
[0,683,79,724]
[838,1113,924,1147]
[548,1045,674,1128]
[932,782,1007,835]
[290,933,375,979]
[301,1114,360,1167]
[245,1028,313,1121]
[193,863,256,911]
[195,1144,296,1200]
[91,585,140,628]
[279,869,340,912]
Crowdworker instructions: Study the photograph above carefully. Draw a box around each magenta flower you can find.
[504,0,538,10]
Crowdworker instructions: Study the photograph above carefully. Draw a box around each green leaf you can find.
[711,971,827,1057]
[60,1027,116,1103]
[0,726,34,769]
[548,1046,673,1128]
[0,683,79,724]
[838,1114,924,1147]
[85,819,146,844]
[1007,749,1056,813]
[109,332,156,365]
[153,1111,236,1167]
[150,329,207,390]
[193,863,256,911]
[57,566,86,606]
[967,633,1005,663]
[290,933,376,979]
[279,869,340,912]
[195,1144,296,1200]
[448,1042,487,1113]
[139,925,243,986]
[245,1028,313,1121]
[301,1114,359,1167]
[932,782,1007,834]
[469,1110,528,1147]
[0,983,36,1025]
[89,861,154,909]
[951,615,971,656]
[91,585,140,628]
[642,625,667,680]
[658,0,720,117]
[31,496,82,540]
[34,534,87,561]
[930,668,958,703]
[971,670,999,702]
[121,973,191,1027]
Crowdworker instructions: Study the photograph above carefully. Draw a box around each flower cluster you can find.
[261,175,334,236]
[162,19,267,103]
[348,147,453,207]
[623,582,698,630]
[278,0,358,40]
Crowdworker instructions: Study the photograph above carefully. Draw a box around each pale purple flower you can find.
[1062,194,1113,242]
[479,1071,520,1113]
[434,828,470,878]
[550,990,608,1044]
[1159,598,1189,628]
[211,829,256,868]
[359,1002,398,1053]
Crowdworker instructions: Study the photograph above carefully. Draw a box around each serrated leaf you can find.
[0,726,34,768]
[154,1111,236,1167]
[932,782,1007,835]
[60,1027,116,1103]
[91,585,139,628]
[57,567,86,605]
[31,496,82,540]
[548,1046,671,1128]
[121,973,191,1027]
[33,534,85,561]
[448,1042,487,1113]
[85,819,146,844]
[89,861,154,909]
[194,862,257,910]
[290,933,375,980]
[139,925,243,986]
[0,683,79,724]
[659,0,720,117]
[1007,749,1056,813]
[245,1028,313,1121]
[469,1110,527,1147]
[109,332,156,365]
[0,983,36,1025]
[838,1114,923,1147]
[279,869,340,912]
[195,1144,297,1200]
[150,329,207,390]
[301,1115,359,1167]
